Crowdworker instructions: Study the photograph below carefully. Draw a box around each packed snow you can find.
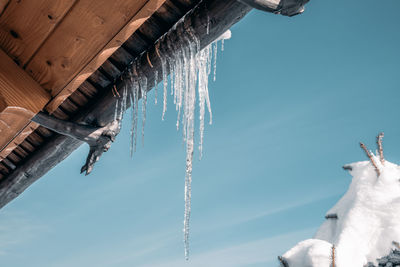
[281,151,400,267]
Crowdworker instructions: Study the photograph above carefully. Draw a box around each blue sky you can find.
[1,0,400,266]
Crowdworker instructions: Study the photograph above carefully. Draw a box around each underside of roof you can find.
[0,0,203,207]
[0,0,309,209]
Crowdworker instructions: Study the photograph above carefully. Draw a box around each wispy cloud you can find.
[194,192,340,234]
[141,228,316,267]
[0,210,48,255]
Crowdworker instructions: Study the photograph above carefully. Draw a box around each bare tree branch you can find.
[278,256,289,267]
[376,132,384,165]
[331,245,336,267]
[325,213,338,220]
[360,142,380,176]
[342,165,352,171]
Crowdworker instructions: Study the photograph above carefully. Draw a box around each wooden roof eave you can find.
[0,0,252,209]
[0,0,169,162]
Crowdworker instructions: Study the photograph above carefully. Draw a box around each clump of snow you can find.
[283,239,333,266]
[215,30,232,42]
[282,153,400,267]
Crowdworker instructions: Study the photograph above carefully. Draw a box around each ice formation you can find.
[281,139,400,267]
[164,29,231,261]
[116,27,231,260]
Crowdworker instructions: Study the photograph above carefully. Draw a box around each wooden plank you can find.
[19,139,35,154]
[0,49,50,156]
[40,0,168,113]
[7,152,21,165]
[36,126,53,139]
[0,122,39,161]
[0,0,10,16]
[0,162,9,174]
[78,81,98,99]
[109,47,134,70]
[68,89,90,107]
[13,146,29,159]
[0,0,74,162]
[0,0,76,66]
[0,50,49,113]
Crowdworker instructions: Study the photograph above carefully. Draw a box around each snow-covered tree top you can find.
[281,134,400,267]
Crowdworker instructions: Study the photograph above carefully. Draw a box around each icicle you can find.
[175,49,183,130]
[129,65,140,156]
[140,75,148,146]
[213,41,218,81]
[197,45,212,159]
[221,39,224,52]
[161,57,168,121]
[154,70,158,105]
[113,98,119,122]
[183,35,198,261]
[118,85,128,121]
[174,27,188,130]
[128,76,134,156]
[206,15,210,35]
[129,92,135,157]
[114,24,231,259]
[166,35,176,97]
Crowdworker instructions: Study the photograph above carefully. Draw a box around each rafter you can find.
[0,49,50,157]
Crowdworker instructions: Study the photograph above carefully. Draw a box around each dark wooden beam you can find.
[0,0,253,208]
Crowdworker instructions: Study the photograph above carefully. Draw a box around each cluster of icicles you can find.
[113,28,231,259]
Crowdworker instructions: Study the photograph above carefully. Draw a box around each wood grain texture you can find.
[0,120,39,161]
[0,49,50,113]
[0,0,252,209]
[26,0,149,92]
[45,0,167,113]
[0,49,49,157]
[0,0,164,162]
[0,0,76,66]
[0,0,10,16]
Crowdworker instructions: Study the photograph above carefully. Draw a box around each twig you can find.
[278,256,289,267]
[325,213,338,219]
[331,245,336,267]
[342,165,352,171]
[146,52,153,68]
[360,142,381,176]
[376,132,385,165]
[112,85,120,98]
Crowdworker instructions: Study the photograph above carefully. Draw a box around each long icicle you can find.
[140,75,148,146]
[120,24,229,259]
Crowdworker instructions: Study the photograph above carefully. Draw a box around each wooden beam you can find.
[46,0,168,113]
[0,0,76,160]
[0,49,49,113]
[0,0,77,66]
[0,122,38,161]
[0,0,252,209]
[0,49,50,156]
